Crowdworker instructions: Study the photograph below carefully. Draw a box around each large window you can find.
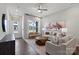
[28,20,36,32]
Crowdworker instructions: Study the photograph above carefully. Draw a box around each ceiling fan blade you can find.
[42,9,48,11]
[40,9,48,11]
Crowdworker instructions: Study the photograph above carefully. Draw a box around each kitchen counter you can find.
[0,32,7,40]
[0,33,15,55]
[0,33,15,42]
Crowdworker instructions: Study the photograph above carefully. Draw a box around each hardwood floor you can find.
[15,39,38,55]
[73,46,79,55]
[24,39,46,55]
[15,39,79,55]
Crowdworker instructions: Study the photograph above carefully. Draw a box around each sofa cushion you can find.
[48,35,72,45]
[61,35,72,43]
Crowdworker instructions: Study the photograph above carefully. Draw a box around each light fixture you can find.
[38,9,41,13]
[37,4,47,13]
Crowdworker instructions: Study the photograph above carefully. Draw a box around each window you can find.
[13,21,18,33]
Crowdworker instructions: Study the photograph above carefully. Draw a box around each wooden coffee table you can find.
[35,36,48,46]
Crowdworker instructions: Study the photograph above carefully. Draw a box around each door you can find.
[11,16,22,39]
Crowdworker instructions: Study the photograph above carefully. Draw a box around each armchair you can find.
[45,37,76,55]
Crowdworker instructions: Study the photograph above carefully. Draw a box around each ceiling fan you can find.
[37,4,48,13]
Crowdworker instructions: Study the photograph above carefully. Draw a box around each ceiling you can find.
[0,3,79,17]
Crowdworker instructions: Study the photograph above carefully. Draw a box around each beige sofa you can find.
[28,32,40,39]
[45,37,76,55]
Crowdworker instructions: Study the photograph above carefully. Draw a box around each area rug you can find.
[24,39,46,55]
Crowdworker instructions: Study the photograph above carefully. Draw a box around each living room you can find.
[0,3,79,55]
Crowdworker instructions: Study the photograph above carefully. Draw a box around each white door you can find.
[11,16,22,39]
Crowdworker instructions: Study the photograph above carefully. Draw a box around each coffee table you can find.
[35,36,48,46]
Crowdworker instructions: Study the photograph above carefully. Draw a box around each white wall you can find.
[65,6,79,45]
[42,5,79,45]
